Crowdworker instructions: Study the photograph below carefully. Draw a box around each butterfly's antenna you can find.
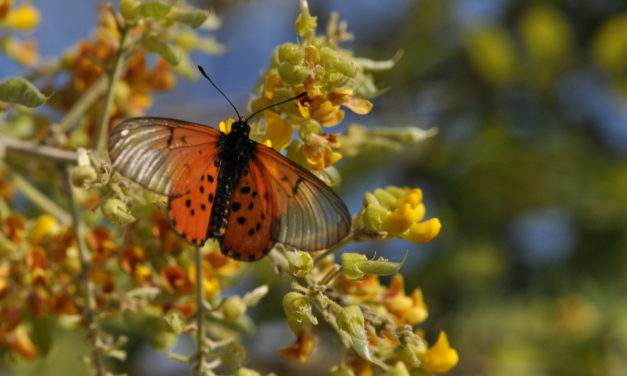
[244,92,307,122]
[197,65,242,120]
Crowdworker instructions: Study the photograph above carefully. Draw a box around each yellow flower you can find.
[7,325,38,360]
[279,328,316,362]
[362,186,441,244]
[422,331,459,374]
[2,37,38,65]
[383,204,418,234]
[264,111,293,151]
[0,2,39,31]
[402,218,441,244]
[219,118,236,134]
[381,274,428,325]
[30,214,59,245]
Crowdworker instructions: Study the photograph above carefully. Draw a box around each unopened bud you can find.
[222,296,246,321]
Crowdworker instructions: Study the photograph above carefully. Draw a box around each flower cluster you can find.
[248,0,381,172]
[358,186,442,244]
[0,0,40,65]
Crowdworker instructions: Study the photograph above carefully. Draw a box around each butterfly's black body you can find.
[209,120,255,237]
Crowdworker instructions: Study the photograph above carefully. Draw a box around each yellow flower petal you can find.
[384,203,418,234]
[422,331,459,374]
[219,118,235,134]
[1,3,39,31]
[343,96,373,115]
[393,189,423,208]
[264,111,293,152]
[403,218,441,243]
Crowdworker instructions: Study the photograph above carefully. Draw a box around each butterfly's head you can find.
[231,119,250,137]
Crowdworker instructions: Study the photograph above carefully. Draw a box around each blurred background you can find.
[2,0,627,375]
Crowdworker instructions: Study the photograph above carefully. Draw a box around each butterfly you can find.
[108,67,351,261]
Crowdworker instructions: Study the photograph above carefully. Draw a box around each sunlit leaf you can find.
[0,77,48,107]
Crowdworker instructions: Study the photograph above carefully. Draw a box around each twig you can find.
[3,164,72,224]
[313,232,355,265]
[195,246,211,376]
[66,166,106,376]
[94,27,129,155]
[1,136,77,163]
[59,75,108,132]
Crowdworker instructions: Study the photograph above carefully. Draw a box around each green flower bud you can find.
[101,198,135,224]
[330,365,356,376]
[373,188,397,208]
[336,305,372,362]
[295,0,317,38]
[283,292,318,325]
[278,43,304,64]
[362,204,389,232]
[320,46,339,67]
[222,341,247,372]
[285,250,314,278]
[235,368,260,376]
[71,165,97,187]
[385,362,410,376]
[363,192,380,207]
[341,253,368,280]
[386,185,406,198]
[222,296,247,321]
[298,119,322,140]
[278,61,310,84]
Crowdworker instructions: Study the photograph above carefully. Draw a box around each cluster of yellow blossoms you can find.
[0,0,40,65]
[249,0,378,172]
[0,192,240,360]
[360,186,442,244]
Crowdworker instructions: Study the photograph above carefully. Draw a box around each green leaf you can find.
[0,77,48,107]
[173,9,210,28]
[141,33,180,65]
[139,1,172,19]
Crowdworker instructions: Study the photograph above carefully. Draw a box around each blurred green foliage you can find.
[354,0,627,375]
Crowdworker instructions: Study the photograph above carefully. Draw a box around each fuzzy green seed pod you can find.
[101,198,135,224]
[222,296,247,321]
[283,292,318,325]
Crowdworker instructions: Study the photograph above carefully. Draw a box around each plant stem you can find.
[313,232,355,265]
[3,164,72,224]
[94,27,129,156]
[1,136,77,163]
[195,246,209,375]
[59,75,108,132]
[66,167,106,376]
